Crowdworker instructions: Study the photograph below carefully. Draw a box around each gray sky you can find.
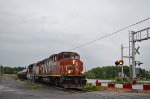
[0,0,150,70]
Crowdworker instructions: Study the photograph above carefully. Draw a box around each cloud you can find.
[0,0,150,71]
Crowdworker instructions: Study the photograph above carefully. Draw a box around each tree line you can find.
[1,66,150,79]
[2,66,25,74]
[85,66,150,79]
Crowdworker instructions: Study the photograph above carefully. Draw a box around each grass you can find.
[136,81,150,85]
[24,83,44,90]
[3,74,44,90]
[84,83,107,91]
[3,74,18,80]
[110,77,131,84]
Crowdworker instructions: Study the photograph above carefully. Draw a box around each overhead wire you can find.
[68,17,150,51]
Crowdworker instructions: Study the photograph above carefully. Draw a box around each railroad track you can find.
[62,88,89,93]
[19,78,88,93]
[37,81,89,93]
[39,82,89,93]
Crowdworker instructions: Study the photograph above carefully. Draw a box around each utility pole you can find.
[0,65,4,75]
[120,44,129,78]
[121,44,124,79]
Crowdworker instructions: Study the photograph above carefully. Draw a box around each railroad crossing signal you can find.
[115,60,124,66]
[129,27,150,80]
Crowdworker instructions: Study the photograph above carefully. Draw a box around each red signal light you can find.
[115,61,119,66]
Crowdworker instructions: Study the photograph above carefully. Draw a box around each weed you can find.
[84,83,107,91]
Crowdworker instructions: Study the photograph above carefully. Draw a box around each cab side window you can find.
[58,54,63,61]
[53,55,57,62]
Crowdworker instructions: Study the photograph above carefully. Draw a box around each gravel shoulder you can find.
[0,76,68,99]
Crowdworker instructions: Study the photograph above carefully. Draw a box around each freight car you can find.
[17,69,27,79]
[27,52,87,89]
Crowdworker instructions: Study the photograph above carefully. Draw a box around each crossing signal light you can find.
[115,60,124,66]
[115,61,119,66]
[119,60,123,65]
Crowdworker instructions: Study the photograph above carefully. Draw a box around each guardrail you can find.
[95,80,150,90]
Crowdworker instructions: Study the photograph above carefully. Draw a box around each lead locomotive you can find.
[24,52,86,89]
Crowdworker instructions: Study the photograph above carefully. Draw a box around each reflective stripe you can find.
[101,83,108,87]
[115,84,123,88]
[132,85,143,90]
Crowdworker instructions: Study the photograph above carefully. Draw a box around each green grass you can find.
[24,83,44,90]
[136,81,150,85]
[3,74,18,80]
[84,83,107,91]
[111,77,131,84]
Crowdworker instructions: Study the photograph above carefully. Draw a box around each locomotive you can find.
[25,52,86,89]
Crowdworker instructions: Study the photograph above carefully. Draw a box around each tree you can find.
[3,66,25,74]
[85,66,150,79]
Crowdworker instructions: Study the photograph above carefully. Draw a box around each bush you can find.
[111,77,131,84]
[122,78,131,84]
[84,83,107,91]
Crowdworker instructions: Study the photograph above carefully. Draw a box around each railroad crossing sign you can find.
[135,46,140,55]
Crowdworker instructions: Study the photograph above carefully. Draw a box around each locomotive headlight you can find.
[81,71,84,74]
[68,70,71,74]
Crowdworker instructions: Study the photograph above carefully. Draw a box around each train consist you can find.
[18,52,87,89]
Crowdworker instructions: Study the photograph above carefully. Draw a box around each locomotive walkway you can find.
[0,76,150,99]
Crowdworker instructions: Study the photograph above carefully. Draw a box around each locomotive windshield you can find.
[64,53,70,59]
[58,52,80,61]
[71,54,80,59]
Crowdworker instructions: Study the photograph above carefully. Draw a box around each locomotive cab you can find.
[58,52,84,75]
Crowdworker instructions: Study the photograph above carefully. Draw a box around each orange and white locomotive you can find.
[27,52,87,89]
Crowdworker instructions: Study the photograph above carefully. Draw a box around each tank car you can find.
[27,52,87,89]
[17,69,27,79]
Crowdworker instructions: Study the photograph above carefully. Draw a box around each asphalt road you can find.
[0,76,150,99]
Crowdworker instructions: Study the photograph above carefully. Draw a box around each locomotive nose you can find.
[69,59,83,75]
[72,59,80,66]
[72,59,75,65]
[60,59,83,75]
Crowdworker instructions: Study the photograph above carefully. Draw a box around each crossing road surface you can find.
[0,76,150,99]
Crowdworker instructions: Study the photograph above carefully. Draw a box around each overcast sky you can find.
[0,0,150,71]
